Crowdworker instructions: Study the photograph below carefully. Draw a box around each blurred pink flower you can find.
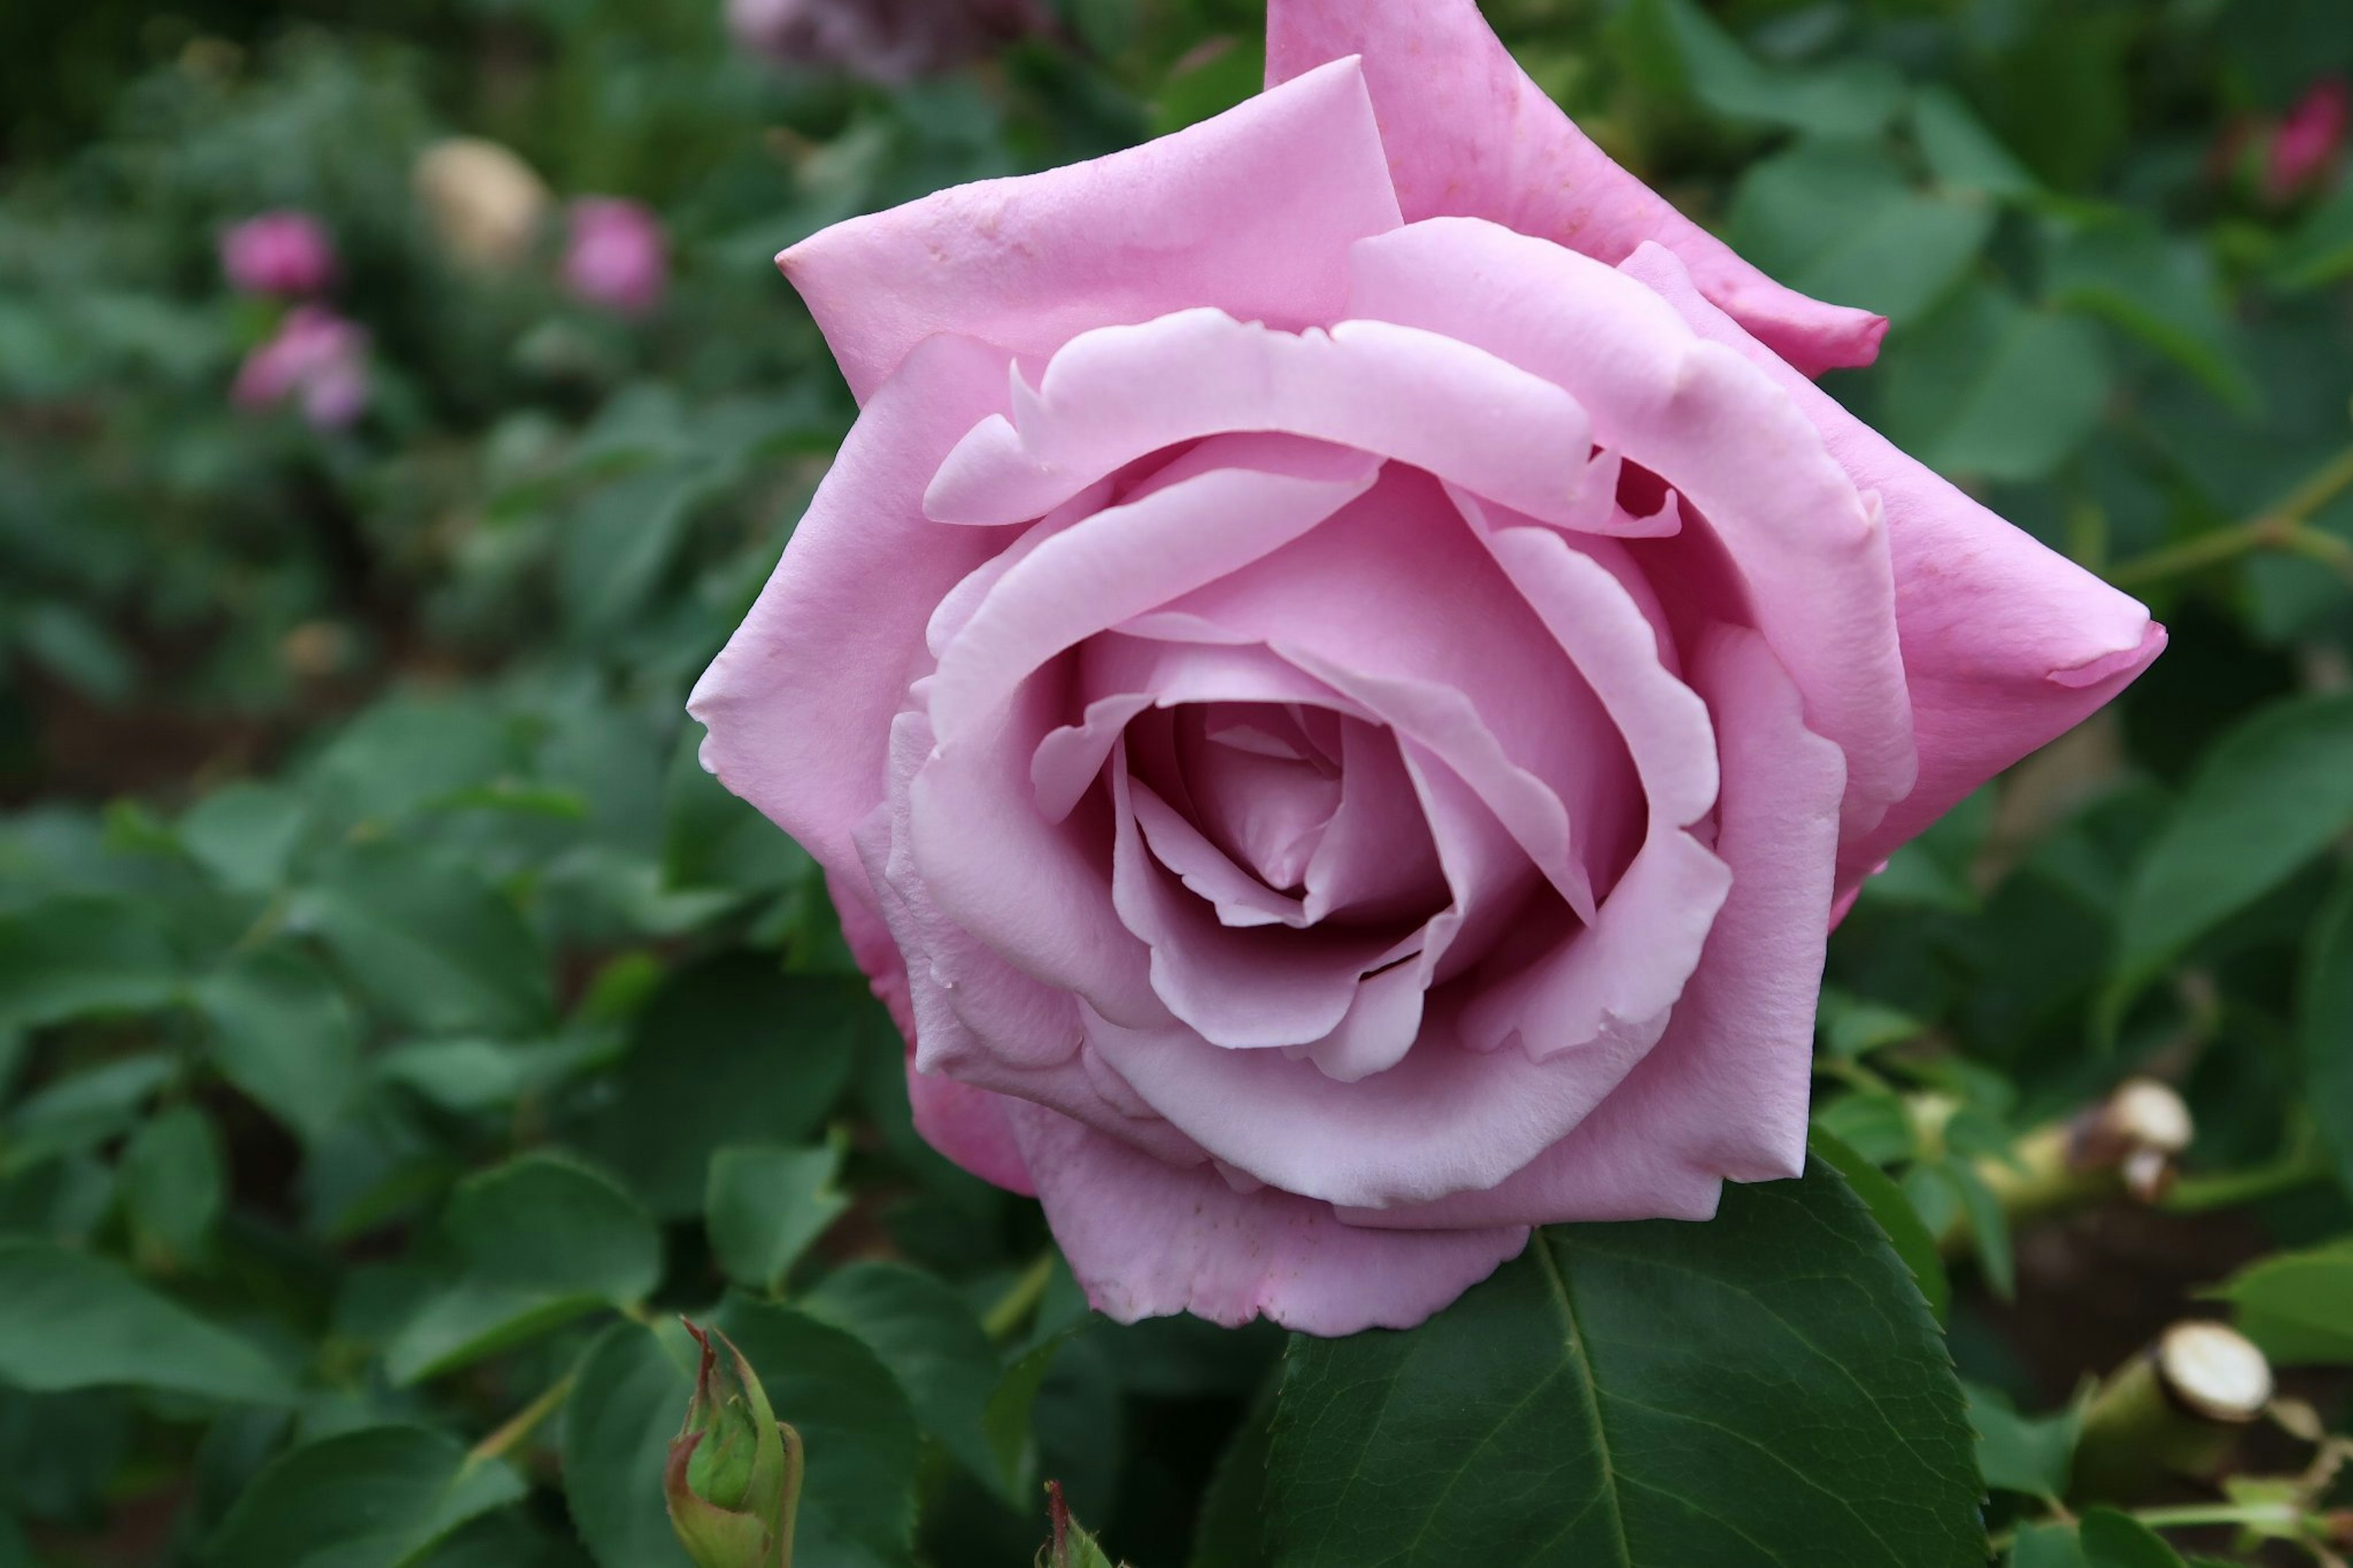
[219,211,338,297]
[2268,77,2349,202]
[233,305,370,430]
[562,197,667,317]
[727,0,1045,84]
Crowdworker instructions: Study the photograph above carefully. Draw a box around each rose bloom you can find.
[563,197,667,317]
[726,0,1043,84]
[2268,77,2349,203]
[232,305,369,430]
[219,211,337,297]
[692,1,2165,1333]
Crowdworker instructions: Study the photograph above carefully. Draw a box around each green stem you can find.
[983,1250,1058,1343]
[2109,444,2353,589]
[2134,1500,2303,1531]
[466,1370,577,1468]
[2165,1143,2332,1214]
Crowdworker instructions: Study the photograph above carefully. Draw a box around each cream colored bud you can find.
[412,138,552,273]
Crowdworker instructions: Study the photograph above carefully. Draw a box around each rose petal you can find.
[691,333,1012,879]
[1349,624,1844,1227]
[1004,1098,1528,1333]
[1345,218,1915,836]
[904,1066,1036,1195]
[1452,499,1732,1062]
[1613,240,2164,891]
[781,58,1402,403]
[1264,0,1885,374]
[926,310,1591,526]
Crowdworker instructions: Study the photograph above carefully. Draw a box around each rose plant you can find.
[691,0,2165,1333]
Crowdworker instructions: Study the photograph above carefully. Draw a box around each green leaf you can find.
[2302,877,2353,1200]
[563,1304,920,1568]
[204,1426,527,1568]
[1637,0,1907,138]
[307,697,521,831]
[1729,141,1993,326]
[985,1331,1070,1500]
[706,1142,849,1297]
[801,1260,1001,1493]
[385,1153,661,1385]
[0,896,182,1030]
[1966,1382,2078,1501]
[1189,1381,1275,1568]
[178,783,309,894]
[2112,692,2353,1007]
[1911,86,2039,200]
[121,1104,225,1271]
[0,1240,293,1403]
[1880,281,2112,483]
[4,1054,175,1173]
[1264,1158,1984,1567]
[560,463,716,638]
[293,841,554,1038]
[572,955,864,1218]
[2046,219,2257,412]
[376,1039,536,1115]
[195,945,362,1145]
[1808,1123,1950,1322]
[2210,1238,2353,1363]
[2269,181,2353,292]
[1151,37,1265,137]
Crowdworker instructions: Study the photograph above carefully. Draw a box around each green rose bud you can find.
[666,1319,803,1568]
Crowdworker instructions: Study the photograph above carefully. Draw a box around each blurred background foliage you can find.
[6,0,2353,1564]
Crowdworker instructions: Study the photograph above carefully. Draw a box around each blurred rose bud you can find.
[666,1321,802,1568]
[219,211,337,297]
[2267,76,2349,203]
[563,197,668,317]
[232,305,370,430]
[412,137,552,272]
[726,0,1046,85]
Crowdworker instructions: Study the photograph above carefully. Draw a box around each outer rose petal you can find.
[1349,624,1844,1229]
[1003,1097,1528,1332]
[780,58,1402,403]
[690,333,1012,878]
[1614,241,2165,893]
[1265,0,1885,376]
[906,1067,1036,1195]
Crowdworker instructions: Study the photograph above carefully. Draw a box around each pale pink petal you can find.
[690,333,1012,877]
[1004,1099,1528,1333]
[1109,754,1411,1048]
[926,311,1591,526]
[1130,778,1310,930]
[1351,625,1844,1229]
[1149,464,1632,920]
[1614,240,2164,891]
[1452,502,1731,1062]
[1345,219,1914,837]
[926,446,1382,749]
[1265,0,1885,375]
[781,58,1402,403]
[1300,719,1450,925]
[905,1067,1035,1195]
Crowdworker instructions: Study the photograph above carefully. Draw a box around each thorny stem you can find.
[2110,444,2353,589]
[466,1371,578,1468]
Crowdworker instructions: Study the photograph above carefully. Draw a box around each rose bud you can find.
[666,1321,803,1568]
[232,304,369,430]
[690,0,2165,1335]
[412,137,552,273]
[219,211,338,297]
[726,0,1045,85]
[1041,1481,1120,1568]
[2267,75,2349,203]
[563,197,667,317]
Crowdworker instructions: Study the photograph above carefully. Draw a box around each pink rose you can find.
[219,211,338,298]
[2267,77,2349,203]
[726,0,1044,83]
[692,0,2164,1334]
[233,305,369,430]
[563,197,667,317]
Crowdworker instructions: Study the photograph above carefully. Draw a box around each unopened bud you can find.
[412,137,551,273]
[1039,1480,1120,1568]
[667,1320,803,1568]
